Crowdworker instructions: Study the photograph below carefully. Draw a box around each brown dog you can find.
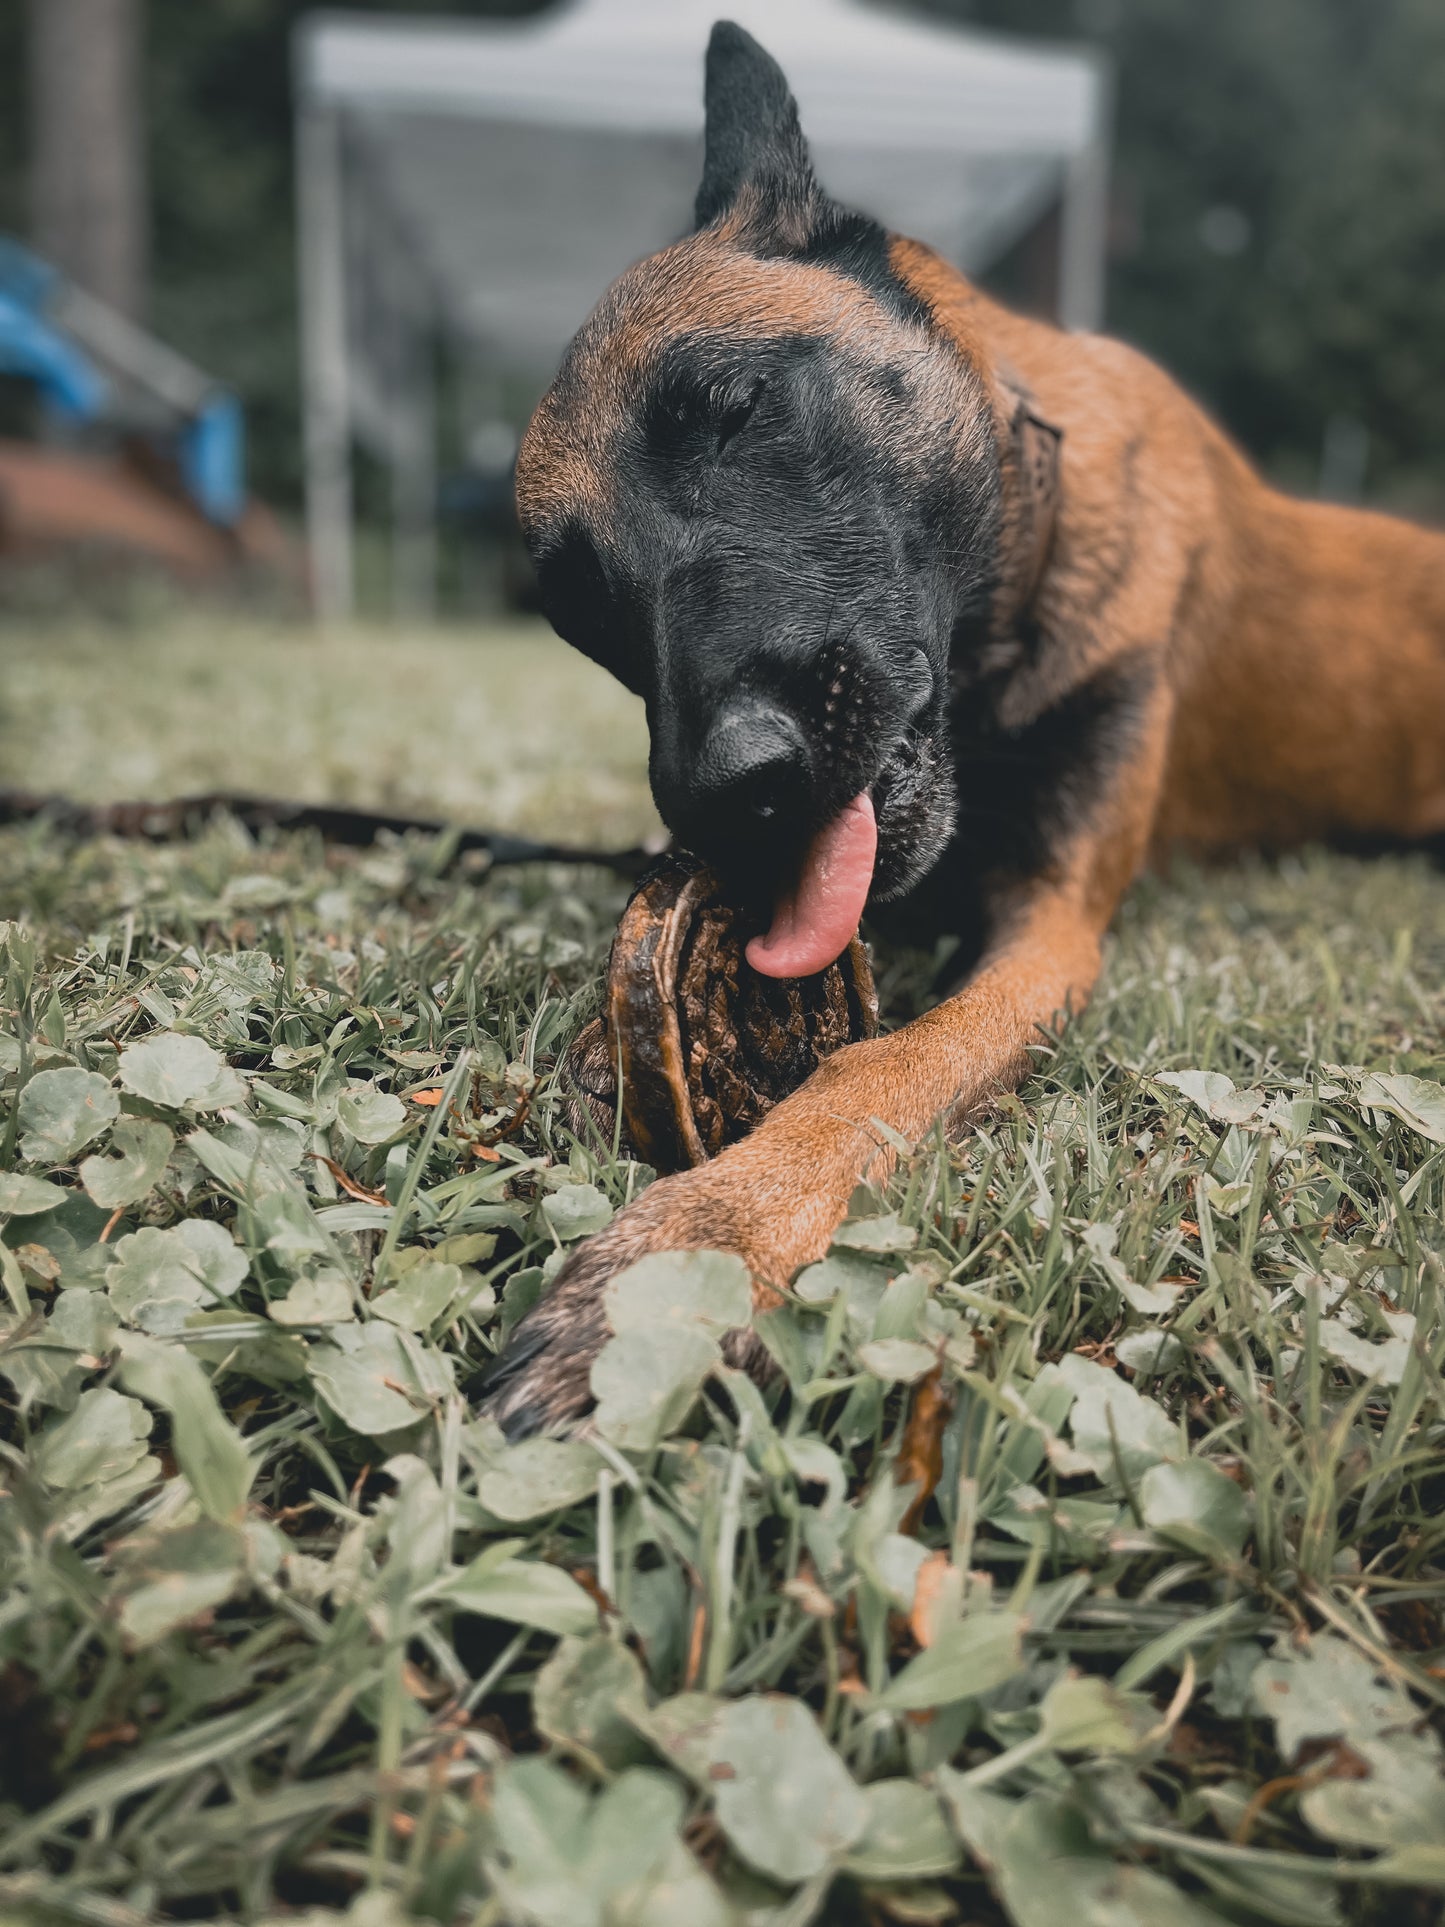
[483,21,1445,1435]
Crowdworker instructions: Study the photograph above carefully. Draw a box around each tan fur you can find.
[891,238,1445,852]
[515,231,993,541]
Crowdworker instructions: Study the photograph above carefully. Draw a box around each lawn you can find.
[0,613,662,848]
[3,615,1445,1926]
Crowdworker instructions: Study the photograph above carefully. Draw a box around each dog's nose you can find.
[660,698,812,845]
[699,700,809,815]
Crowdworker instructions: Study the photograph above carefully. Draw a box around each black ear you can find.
[695,21,819,232]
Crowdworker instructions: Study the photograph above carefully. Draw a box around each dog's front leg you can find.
[482,879,1114,1437]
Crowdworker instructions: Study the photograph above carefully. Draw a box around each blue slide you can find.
[0,235,245,527]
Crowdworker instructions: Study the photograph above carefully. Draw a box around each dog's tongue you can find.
[745,792,877,979]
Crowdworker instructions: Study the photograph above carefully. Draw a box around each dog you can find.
[483,20,1445,1436]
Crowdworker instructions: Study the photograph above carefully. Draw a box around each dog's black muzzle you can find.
[650,694,814,867]
[645,638,943,903]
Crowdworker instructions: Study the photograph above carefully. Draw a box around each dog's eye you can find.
[641,364,766,464]
[713,377,765,456]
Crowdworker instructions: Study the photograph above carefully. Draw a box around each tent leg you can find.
[297,101,354,623]
[1057,58,1113,334]
[392,334,437,623]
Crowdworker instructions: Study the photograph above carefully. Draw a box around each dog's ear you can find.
[695,21,821,238]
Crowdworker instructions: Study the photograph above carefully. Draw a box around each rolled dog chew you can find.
[564,853,878,1173]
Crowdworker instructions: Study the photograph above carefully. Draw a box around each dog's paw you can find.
[475,1237,615,1440]
[478,1169,751,1439]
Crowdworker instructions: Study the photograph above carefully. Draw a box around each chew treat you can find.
[563,854,878,1174]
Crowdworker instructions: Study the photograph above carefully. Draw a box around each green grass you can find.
[3,618,1445,1926]
[0,614,661,846]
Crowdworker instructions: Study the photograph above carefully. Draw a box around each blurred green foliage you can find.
[908,0,1445,515]
[1,0,1441,515]
[142,0,550,506]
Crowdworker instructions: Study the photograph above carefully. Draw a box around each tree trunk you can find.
[28,0,148,319]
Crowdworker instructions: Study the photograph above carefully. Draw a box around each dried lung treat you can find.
[564,855,878,1173]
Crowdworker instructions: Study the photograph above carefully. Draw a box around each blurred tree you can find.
[27,0,149,319]
[141,0,548,503]
[0,9,23,238]
[898,0,1445,514]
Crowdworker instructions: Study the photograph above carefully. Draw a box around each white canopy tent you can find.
[294,1,1111,620]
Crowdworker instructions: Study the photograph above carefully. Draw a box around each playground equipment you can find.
[0,234,274,584]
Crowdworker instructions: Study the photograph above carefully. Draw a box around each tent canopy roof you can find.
[296,3,1108,373]
[300,0,1105,156]
[293,2,1111,618]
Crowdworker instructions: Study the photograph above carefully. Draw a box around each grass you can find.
[2,616,1445,1925]
[0,614,661,846]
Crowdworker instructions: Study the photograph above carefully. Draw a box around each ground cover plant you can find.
[3,623,1445,1925]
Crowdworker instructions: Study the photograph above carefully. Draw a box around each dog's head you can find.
[517,22,1015,974]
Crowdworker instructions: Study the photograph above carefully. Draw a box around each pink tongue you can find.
[745,792,877,979]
